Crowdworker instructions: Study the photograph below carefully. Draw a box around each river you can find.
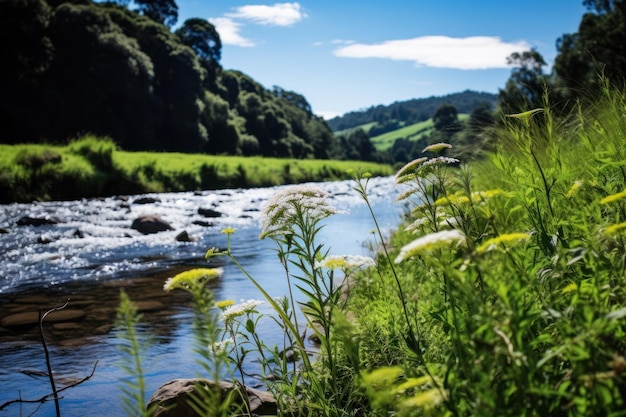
[0,176,404,417]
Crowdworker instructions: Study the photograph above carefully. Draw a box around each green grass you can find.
[342,84,626,415]
[333,122,377,137]
[370,114,469,151]
[0,138,394,203]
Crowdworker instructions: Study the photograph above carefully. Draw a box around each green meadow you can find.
[369,114,469,151]
[0,138,393,203]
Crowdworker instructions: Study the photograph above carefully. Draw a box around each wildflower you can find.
[605,221,626,234]
[221,227,235,234]
[210,337,234,354]
[422,142,452,153]
[434,193,470,206]
[164,268,223,292]
[316,255,376,270]
[216,299,235,310]
[600,189,626,205]
[400,387,444,409]
[394,229,465,263]
[476,233,530,254]
[405,217,429,233]
[437,216,459,229]
[566,180,583,198]
[420,156,460,169]
[471,189,504,202]
[395,187,418,201]
[395,157,428,182]
[205,247,220,258]
[221,299,264,323]
[259,184,343,239]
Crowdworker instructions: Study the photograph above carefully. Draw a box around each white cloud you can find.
[331,39,355,45]
[333,36,531,70]
[209,17,255,47]
[227,3,307,26]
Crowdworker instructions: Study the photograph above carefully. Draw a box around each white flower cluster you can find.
[420,156,460,168]
[220,299,264,323]
[395,229,466,263]
[210,337,234,354]
[259,184,344,238]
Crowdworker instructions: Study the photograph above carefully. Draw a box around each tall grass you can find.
[350,82,626,416]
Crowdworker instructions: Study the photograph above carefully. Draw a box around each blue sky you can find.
[176,1,588,119]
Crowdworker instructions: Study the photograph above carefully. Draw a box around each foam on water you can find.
[0,177,402,294]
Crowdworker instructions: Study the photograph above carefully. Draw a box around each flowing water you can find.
[0,176,404,417]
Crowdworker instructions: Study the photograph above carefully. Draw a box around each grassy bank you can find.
[340,84,626,415]
[0,138,393,203]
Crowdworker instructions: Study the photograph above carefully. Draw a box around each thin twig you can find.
[40,299,70,417]
[0,361,98,411]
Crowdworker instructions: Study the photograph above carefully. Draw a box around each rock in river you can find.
[16,216,61,226]
[131,215,174,235]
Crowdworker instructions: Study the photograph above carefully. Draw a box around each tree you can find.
[498,50,549,114]
[433,103,460,133]
[553,0,626,95]
[175,18,221,65]
[468,102,496,134]
[134,0,178,28]
[0,0,55,142]
[47,3,157,147]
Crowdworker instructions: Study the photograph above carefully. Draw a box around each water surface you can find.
[0,177,403,417]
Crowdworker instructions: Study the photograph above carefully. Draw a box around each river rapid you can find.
[0,176,404,417]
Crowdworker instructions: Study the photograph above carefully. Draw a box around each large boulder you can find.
[131,215,174,235]
[148,379,277,417]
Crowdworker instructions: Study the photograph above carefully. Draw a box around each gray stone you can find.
[197,208,222,218]
[175,230,195,242]
[148,378,277,417]
[16,216,61,226]
[131,215,174,235]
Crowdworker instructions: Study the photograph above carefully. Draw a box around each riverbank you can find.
[0,136,394,203]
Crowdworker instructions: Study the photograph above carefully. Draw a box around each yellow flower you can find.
[221,227,235,234]
[471,189,504,202]
[434,193,470,206]
[163,268,223,292]
[605,221,626,234]
[476,233,530,254]
[566,180,583,198]
[316,255,376,270]
[216,299,235,309]
[600,189,626,205]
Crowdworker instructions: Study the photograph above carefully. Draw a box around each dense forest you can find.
[1,0,625,164]
[0,0,359,159]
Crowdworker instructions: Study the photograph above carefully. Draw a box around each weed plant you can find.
[115,82,626,416]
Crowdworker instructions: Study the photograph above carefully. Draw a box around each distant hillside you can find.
[327,90,497,132]
[369,114,469,151]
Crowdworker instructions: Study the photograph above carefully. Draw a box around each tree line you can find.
[0,0,376,161]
